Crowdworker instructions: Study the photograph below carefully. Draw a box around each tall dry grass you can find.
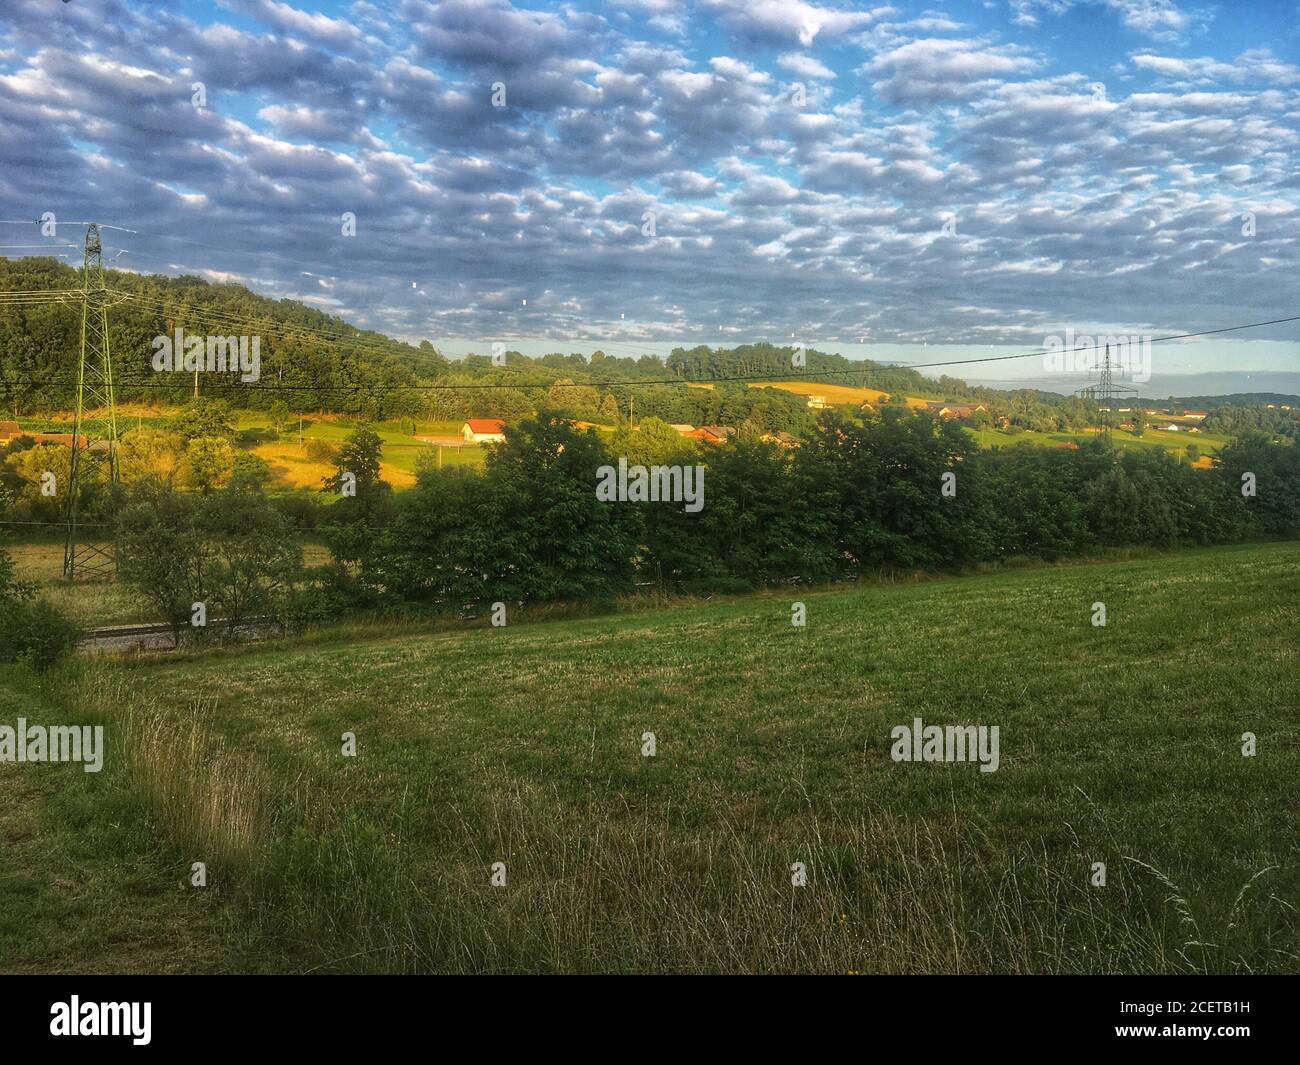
[247,778,1296,975]
[65,665,1296,974]
[75,667,264,870]
[122,700,264,869]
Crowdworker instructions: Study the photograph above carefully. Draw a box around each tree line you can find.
[4,408,1293,669]
[320,411,1299,607]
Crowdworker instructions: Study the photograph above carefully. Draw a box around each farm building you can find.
[762,430,799,447]
[0,424,97,449]
[691,425,735,444]
[925,402,987,419]
[461,419,507,444]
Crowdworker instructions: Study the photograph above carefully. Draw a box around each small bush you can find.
[272,493,322,530]
[279,569,356,630]
[304,438,338,464]
[0,545,36,602]
[0,598,83,671]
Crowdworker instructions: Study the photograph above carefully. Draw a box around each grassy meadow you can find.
[233,414,486,490]
[1,541,1296,974]
[967,425,1227,464]
[750,379,930,408]
[4,539,149,628]
[16,407,489,493]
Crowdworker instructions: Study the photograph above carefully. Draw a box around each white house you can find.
[461,419,506,443]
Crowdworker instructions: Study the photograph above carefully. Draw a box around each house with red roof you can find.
[461,419,507,444]
[689,425,735,444]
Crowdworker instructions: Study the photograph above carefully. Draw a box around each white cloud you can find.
[865,37,1039,105]
[0,0,1295,351]
[704,0,889,47]
[777,52,836,80]
[1131,49,1300,86]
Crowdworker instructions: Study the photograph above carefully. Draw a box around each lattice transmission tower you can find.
[62,222,119,580]
[1074,343,1138,446]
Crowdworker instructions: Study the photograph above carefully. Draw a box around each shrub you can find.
[272,492,323,530]
[278,567,358,630]
[304,438,338,464]
[0,598,83,671]
[116,476,304,643]
[181,435,236,493]
[0,544,36,602]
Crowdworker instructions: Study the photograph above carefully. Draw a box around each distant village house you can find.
[690,425,735,444]
[925,401,988,419]
[461,419,506,444]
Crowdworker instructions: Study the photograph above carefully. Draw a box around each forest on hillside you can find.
[4,258,1295,441]
[0,257,428,419]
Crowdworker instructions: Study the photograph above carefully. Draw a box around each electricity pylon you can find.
[1075,343,1138,446]
[62,223,119,580]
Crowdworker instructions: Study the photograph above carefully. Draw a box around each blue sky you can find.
[1,0,1298,393]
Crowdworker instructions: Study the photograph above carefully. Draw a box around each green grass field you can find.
[965,425,1228,462]
[232,414,486,489]
[2,542,1296,973]
[4,540,148,628]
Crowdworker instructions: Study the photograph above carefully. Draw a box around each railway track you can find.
[78,618,277,651]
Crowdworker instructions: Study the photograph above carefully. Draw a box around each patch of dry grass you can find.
[112,688,264,870]
[249,441,416,489]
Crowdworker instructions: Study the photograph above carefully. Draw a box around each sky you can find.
[0,0,1298,394]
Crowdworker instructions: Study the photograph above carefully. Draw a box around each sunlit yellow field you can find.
[249,441,417,489]
[751,380,929,408]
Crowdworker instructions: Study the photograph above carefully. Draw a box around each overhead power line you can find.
[0,221,137,232]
